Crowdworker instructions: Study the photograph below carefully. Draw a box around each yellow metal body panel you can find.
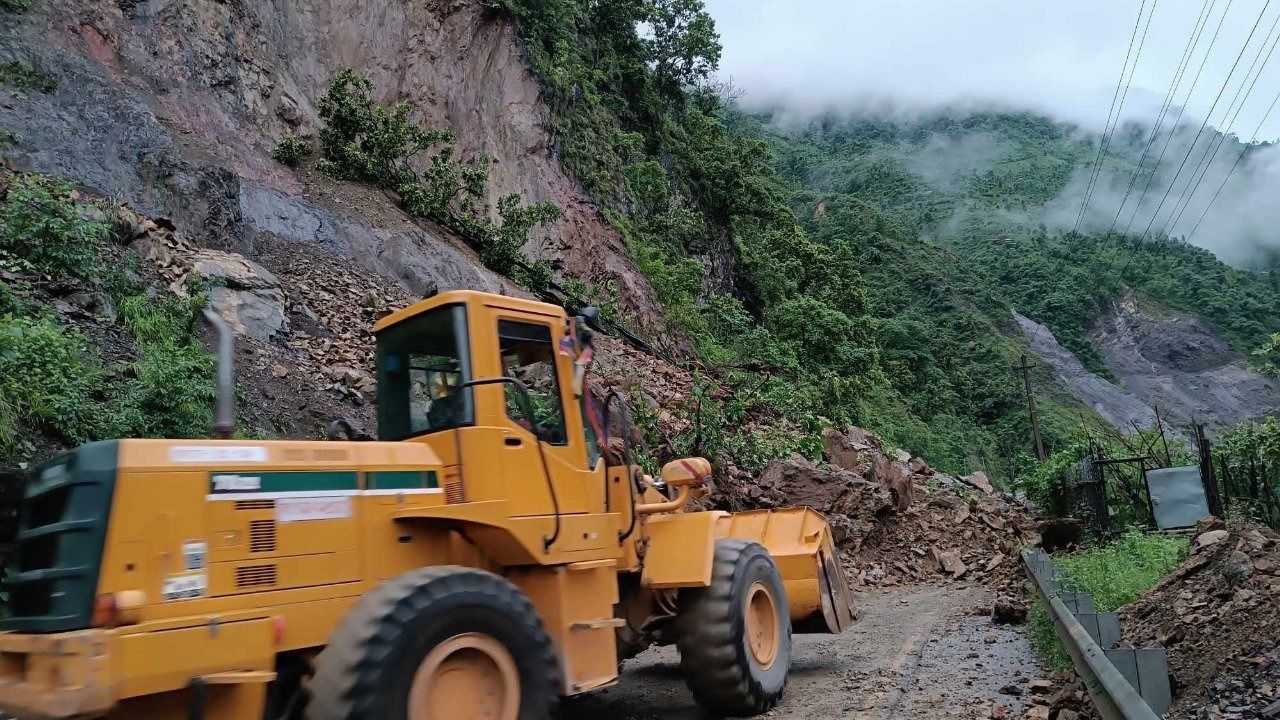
[0,630,113,719]
[640,511,725,588]
[116,619,274,698]
[508,561,621,695]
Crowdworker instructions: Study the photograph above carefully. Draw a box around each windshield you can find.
[376,304,473,440]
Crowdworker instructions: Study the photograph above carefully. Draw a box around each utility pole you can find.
[1017,354,1048,461]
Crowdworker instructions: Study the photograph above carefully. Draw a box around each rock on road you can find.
[560,584,1044,720]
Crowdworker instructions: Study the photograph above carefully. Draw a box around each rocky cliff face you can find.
[1018,295,1280,435]
[1087,294,1280,430]
[0,0,662,325]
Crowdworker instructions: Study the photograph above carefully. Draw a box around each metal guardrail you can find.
[1021,549,1168,720]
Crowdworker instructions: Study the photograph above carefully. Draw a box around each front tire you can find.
[307,567,560,720]
[676,540,792,716]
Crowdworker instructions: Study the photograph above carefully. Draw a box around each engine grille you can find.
[249,520,276,553]
[235,564,277,588]
[4,441,118,633]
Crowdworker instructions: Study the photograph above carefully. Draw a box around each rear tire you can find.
[307,566,560,720]
[676,539,792,717]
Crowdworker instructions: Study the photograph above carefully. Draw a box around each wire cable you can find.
[1106,0,1218,237]
[1138,0,1274,240]
[1185,88,1280,241]
[1162,18,1280,236]
[1120,0,1237,238]
[1074,0,1156,232]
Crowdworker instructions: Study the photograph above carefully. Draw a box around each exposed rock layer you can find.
[0,0,663,327]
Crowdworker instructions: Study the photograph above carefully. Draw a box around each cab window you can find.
[498,320,567,445]
[376,304,473,440]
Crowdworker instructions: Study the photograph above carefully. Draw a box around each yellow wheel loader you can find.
[0,290,854,720]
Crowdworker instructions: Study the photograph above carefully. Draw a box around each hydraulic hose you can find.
[602,389,640,541]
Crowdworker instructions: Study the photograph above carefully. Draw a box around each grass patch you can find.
[1027,531,1189,669]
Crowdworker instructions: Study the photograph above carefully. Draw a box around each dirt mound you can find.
[1120,522,1280,718]
[717,426,1041,592]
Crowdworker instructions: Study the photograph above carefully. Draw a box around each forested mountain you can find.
[501,2,1280,479]
[4,0,1278,487]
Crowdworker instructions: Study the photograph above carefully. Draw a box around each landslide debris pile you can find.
[716,426,1042,591]
[1121,522,1280,719]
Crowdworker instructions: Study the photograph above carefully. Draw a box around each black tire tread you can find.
[306,566,560,720]
[676,539,790,716]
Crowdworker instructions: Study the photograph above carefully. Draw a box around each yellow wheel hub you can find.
[744,581,780,669]
[408,632,520,720]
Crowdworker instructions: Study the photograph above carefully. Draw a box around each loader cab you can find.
[374,291,605,517]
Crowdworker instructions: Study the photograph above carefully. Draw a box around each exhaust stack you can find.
[201,308,235,439]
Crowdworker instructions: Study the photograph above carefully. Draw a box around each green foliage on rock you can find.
[1,173,111,279]
[272,134,311,168]
[493,0,1037,478]
[0,60,55,93]
[315,68,560,279]
[0,316,110,449]
[0,171,218,460]
[0,0,34,12]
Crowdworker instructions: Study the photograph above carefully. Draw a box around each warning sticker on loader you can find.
[182,541,207,571]
[162,572,207,602]
[276,496,352,523]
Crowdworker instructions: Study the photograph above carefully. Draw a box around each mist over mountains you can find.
[707,0,1280,269]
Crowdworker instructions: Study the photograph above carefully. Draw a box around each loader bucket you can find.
[717,507,856,634]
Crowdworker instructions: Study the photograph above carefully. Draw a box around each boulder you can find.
[822,427,865,474]
[1194,529,1230,551]
[188,249,288,342]
[961,471,994,494]
[873,454,915,511]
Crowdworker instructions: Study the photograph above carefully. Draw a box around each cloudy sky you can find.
[702,0,1280,140]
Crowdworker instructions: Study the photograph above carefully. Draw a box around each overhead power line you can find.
[1106,0,1218,237]
[1074,0,1161,233]
[1138,0,1274,240]
[1185,88,1280,242]
[1120,0,1238,238]
[1161,18,1280,236]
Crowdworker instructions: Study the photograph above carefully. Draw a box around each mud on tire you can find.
[676,539,792,717]
[306,566,560,720]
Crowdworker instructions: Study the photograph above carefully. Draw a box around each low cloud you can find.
[704,0,1280,138]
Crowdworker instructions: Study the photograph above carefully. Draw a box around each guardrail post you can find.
[1059,591,1096,616]
[1076,612,1122,648]
[1105,648,1173,715]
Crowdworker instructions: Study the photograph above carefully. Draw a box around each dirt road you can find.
[561,584,1043,719]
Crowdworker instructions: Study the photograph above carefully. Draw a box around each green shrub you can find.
[113,293,217,438]
[272,134,311,168]
[0,60,55,93]
[315,68,559,276]
[0,173,111,279]
[0,315,110,445]
[0,0,34,12]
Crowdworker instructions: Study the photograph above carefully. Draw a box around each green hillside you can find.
[495,2,1280,482]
